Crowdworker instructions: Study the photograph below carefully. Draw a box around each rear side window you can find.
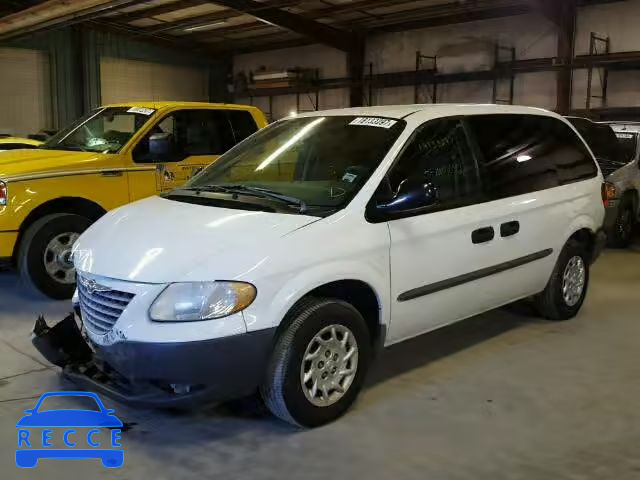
[228,110,258,143]
[467,114,597,201]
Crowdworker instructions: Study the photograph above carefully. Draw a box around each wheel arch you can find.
[13,197,107,262]
[271,276,388,354]
[560,212,602,263]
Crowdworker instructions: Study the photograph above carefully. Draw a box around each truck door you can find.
[127,109,239,199]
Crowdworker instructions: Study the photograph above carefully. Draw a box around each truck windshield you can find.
[613,131,638,163]
[187,115,405,213]
[42,107,155,154]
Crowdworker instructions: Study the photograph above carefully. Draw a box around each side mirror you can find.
[149,132,176,162]
[376,176,439,216]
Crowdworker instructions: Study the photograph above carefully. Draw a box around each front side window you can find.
[187,116,405,213]
[43,107,154,154]
[133,109,236,163]
[467,114,598,201]
[378,118,482,213]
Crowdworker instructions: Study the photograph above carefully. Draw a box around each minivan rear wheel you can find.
[535,239,590,321]
[260,297,371,428]
[18,213,92,299]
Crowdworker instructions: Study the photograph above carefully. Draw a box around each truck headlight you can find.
[149,282,256,322]
[0,181,7,206]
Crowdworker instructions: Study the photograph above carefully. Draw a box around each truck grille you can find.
[77,277,135,336]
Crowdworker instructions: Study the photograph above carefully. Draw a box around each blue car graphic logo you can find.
[16,391,123,468]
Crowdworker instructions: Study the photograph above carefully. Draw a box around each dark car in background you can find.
[566,116,639,247]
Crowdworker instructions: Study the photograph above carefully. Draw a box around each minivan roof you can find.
[296,104,560,121]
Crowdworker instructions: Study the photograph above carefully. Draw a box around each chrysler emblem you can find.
[80,277,111,295]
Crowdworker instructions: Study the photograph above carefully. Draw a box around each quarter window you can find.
[382,118,482,212]
[467,114,598,201]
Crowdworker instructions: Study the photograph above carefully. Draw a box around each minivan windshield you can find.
[186,115,405,214]
[42,107,155,154]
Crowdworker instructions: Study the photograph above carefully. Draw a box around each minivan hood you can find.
[73,196,319,283]
[0,149,110,179]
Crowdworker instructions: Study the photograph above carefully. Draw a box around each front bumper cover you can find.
[31,315,276,409]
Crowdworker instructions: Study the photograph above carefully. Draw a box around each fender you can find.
[560,213,601,250]
[247,259,390,333]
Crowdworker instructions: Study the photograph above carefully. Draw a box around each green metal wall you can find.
[2,26,231,129]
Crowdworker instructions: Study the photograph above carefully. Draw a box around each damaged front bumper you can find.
[31,315,276,409]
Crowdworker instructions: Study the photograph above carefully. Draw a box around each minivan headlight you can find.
[150,282,256,322]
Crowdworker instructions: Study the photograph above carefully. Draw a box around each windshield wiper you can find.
[191,184,308,213]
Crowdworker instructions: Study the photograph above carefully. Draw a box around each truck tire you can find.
[18,213,93,299]
[609,196,636,248]
[535,239,590,321]
[260,297,371,428]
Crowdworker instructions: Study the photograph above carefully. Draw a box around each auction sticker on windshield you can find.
[349,117,398,128]
[127,107,155,116]
[15,391,124,469]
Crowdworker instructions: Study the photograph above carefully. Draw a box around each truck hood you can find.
[0,149,114,179]
[73,196,320,283]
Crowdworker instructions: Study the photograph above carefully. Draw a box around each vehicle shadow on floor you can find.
[365,302,537,388]
[206,301,540,430]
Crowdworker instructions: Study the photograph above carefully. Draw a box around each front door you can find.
[385,117,508,344]
[127,109,237,200]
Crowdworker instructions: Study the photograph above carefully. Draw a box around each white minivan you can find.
[33,105,607,427]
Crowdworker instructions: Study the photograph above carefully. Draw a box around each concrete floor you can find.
[1,245,640,479]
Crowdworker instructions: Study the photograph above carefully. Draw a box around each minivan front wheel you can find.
[261,298,371,428]
[535,240,590,321]
[18,213,93,299]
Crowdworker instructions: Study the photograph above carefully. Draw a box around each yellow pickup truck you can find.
[0,102,267,299]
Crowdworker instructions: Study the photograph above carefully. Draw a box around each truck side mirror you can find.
[149,133,176,162]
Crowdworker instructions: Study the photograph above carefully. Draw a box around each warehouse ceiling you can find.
[0,0,628,54]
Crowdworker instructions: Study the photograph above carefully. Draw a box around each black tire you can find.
[260,297,371,428]
[609,196,636,248]
[18,213,93,300]
[535,239,590,321]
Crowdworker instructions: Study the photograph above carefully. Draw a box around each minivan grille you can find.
[77,277,135,336]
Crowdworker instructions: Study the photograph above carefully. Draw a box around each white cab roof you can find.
[296,104,560,121]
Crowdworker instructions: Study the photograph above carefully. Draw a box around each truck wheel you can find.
[535,239,590,321]
[260,297,371,428]
[18,213,93,299]
[609,197,636,248]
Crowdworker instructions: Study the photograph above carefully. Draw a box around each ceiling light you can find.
[517,154,532,163]
[184,21,226,32]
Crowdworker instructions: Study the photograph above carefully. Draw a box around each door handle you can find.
[500,221,520,237]
[101,170,123,177]
[472,226,495,244]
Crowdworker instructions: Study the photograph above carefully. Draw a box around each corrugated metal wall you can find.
[1,26,230,130]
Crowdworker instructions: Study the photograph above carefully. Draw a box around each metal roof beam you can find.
[207,0,356,51]
[107,0,207,24]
